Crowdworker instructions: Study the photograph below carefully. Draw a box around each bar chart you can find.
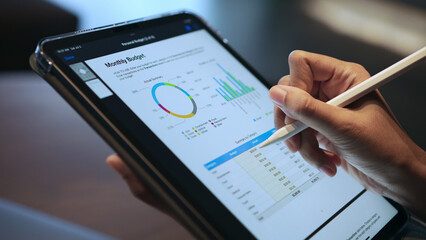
[214,63,255,101]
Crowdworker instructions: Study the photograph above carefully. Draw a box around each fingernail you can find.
[270,87,287,107]
[320,165,335,177]
[284,116,294,125]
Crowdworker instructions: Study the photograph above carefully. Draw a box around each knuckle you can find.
[288,50,307,64]
[294,93,317,118]
[350,62,367,73]
[278,75,290,85]
[345,62,370,83]
[299,148,321,169]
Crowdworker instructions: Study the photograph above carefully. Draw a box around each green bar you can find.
[227,73,247,94]
[235,78,251,93]
[225,81,240,97]
[223,82,238,98]
[220,88,233,100]
[233,78,248,94]
[227,72,249,94]
[231,85,241,96]
[223,94,230,101]
[238,83,248,94]
[229,71,251,93]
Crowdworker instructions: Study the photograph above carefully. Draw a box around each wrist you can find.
[390,145,426,221]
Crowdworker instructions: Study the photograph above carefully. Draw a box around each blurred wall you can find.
[0,0,77,70]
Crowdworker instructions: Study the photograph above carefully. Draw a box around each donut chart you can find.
[151,82,197,118]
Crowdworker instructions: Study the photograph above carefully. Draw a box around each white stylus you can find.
[259,46,426,148]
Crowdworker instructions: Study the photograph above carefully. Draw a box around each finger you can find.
[283,122,300,152]
[274,75,291,129]
[274,103,300,152]
[284,131,301,153]
[315,132,342,166]
[274,104,300,152]
[278,75,290,85]
[273,98,300,152]
[278,76,296,124]
[275,75,300,150]
[269,85,353,140]
[288,50,370,99]
[298,129,337,177]
[285,136,300,153]
[323,149,342,167]
[316,132,339,154]
[274,105,286,129]
[106,155,150,201]
[106,155,169,213]
[288,50,337,92]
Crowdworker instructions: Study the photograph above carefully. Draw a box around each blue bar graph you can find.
[214,64,255,101]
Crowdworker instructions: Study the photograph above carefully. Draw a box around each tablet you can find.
[30,11,408,239]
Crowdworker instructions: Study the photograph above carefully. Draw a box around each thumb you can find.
[269,85,352,139]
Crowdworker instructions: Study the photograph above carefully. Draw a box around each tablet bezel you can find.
[33,11,409,239]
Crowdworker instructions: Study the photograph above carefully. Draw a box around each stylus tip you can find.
[258,140,269,148]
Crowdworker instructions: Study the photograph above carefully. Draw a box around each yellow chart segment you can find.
[151,82,197,118]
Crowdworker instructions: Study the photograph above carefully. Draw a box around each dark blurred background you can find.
[0,0,425,239]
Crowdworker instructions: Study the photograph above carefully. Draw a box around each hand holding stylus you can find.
[268,50,426,219]
[260,47,426,148]
[106,51,426,221]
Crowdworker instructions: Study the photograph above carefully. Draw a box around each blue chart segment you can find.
[151,82,197,118]
[214,64,255,101]
[204,128,275,170]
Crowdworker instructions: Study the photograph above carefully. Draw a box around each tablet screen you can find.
[52,17,400,239]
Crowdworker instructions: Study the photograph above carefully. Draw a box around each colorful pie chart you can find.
[151,82,197,118]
